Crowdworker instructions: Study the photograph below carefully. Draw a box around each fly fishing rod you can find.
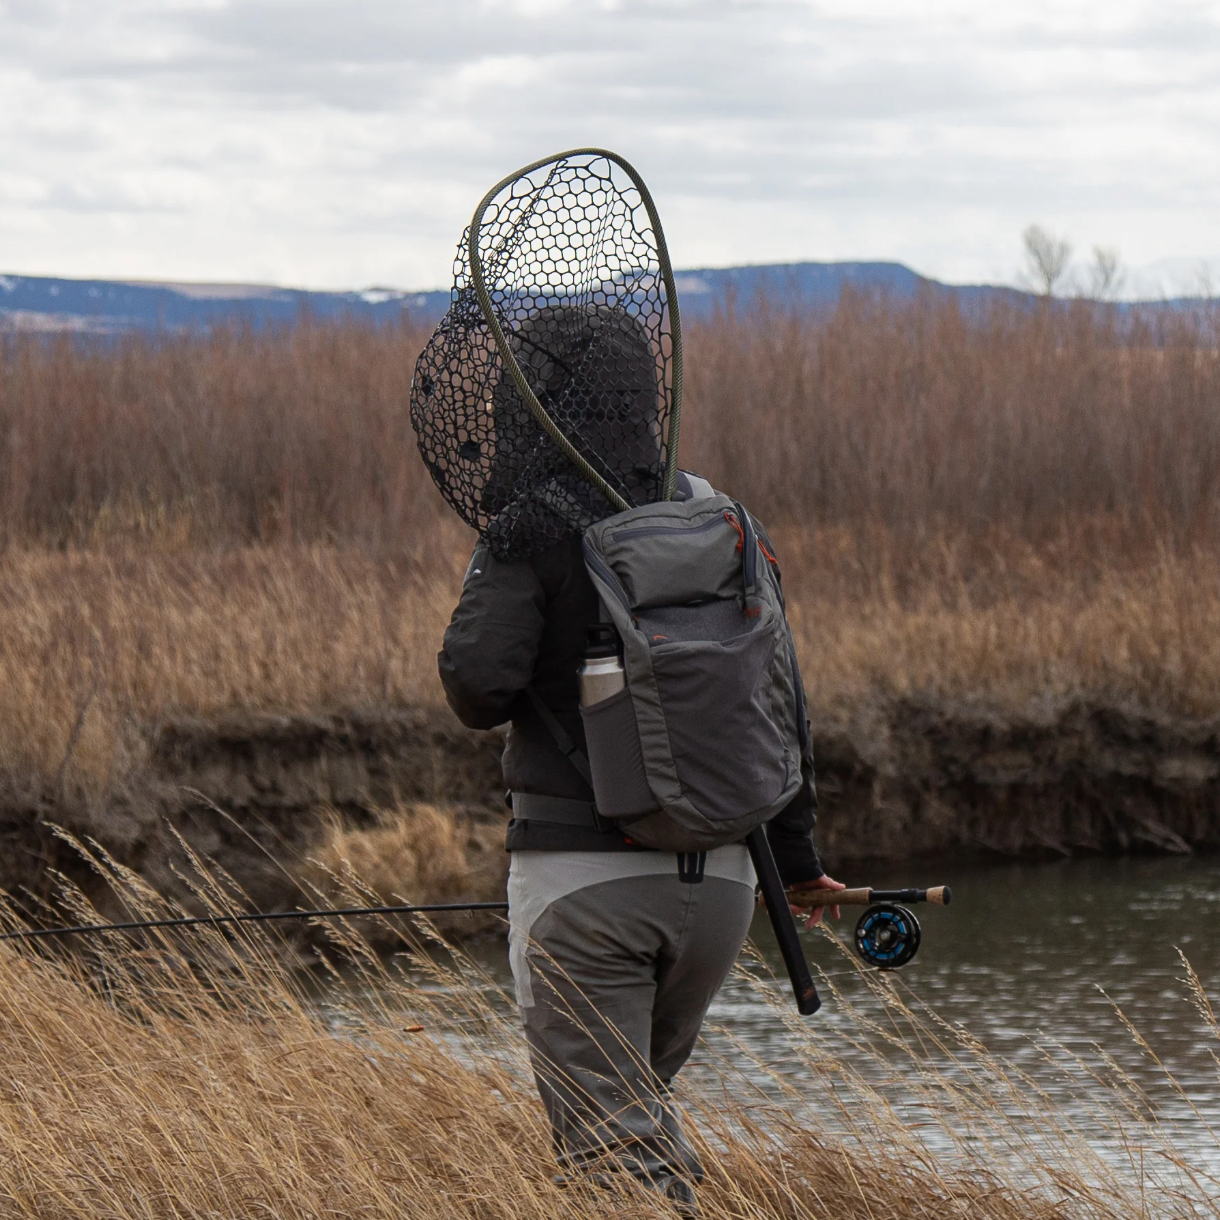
[746,826,952,1010]
[0,901,510,944]
[0,880,950,984]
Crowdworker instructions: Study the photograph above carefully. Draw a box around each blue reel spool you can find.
[854,904,921,969]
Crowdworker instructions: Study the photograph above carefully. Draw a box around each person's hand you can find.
[786,875,846,928]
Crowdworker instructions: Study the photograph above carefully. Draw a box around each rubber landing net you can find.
[410,148,683,561]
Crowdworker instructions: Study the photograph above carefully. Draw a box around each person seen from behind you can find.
[433,302,844,1215]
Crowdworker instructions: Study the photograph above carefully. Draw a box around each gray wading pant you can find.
[508,848,756,1185]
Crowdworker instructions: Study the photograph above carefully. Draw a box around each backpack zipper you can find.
[610,515,727,542]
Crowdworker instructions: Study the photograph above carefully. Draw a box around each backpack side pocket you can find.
[580,686,656,818]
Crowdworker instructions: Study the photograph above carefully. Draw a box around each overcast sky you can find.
[2,0,1218,294]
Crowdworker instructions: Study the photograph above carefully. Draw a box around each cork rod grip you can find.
[790,885,952,908]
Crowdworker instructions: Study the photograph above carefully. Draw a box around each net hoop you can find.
[467,148,684,508]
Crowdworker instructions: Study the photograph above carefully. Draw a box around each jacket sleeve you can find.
[752,515,825,887]
[766,756,823,887]
[437,543,547,730]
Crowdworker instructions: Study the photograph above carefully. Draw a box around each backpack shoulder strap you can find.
[524,686,593,787]
[674,470,715,501]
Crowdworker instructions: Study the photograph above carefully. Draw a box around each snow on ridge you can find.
[150,282,296,302]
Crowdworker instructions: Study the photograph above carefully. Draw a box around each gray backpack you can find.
[577,482,807,852]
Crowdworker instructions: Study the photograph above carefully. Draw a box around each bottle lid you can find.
[584,624,622,658]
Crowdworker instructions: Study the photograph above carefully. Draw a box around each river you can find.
[426,855,1220,1169]
[748,855,1220,1106]
[321,853,1220,1192]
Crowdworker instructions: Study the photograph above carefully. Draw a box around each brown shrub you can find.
[0,317,441,549]
[1,297,1219,796]
[681,291,1220,546]
[4,294,1219,556]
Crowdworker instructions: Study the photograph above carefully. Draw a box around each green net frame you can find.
[411,148,684,560]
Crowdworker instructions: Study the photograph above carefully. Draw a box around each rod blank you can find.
[0,902,510,943]
[0,885,951,945]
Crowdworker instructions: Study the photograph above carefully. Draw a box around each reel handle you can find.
[795,885,951,909]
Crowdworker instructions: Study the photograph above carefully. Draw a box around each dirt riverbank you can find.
[3,698,1216,920]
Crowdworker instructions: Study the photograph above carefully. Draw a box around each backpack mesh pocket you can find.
[580,686,656,818]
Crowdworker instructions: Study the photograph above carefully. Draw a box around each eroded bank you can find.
[2,697,1217,921]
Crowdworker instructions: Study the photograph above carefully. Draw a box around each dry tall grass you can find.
[305,803,510,939]
[776,524,1220,722]
[683,292,1220,544]
[1,296,1219,798]
[0,852,1214,1219]
[8,538,1220,802]
[0,544,464,799]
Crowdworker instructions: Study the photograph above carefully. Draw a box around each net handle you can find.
[467,148,684,509]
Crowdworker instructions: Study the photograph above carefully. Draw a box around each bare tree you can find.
[1022,224,1072,297]
[1089,246,1124,300]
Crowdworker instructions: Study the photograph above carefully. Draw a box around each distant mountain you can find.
[0,261,1100,335]
[0,274,449,334]
[674,261,930,307]
[672,262,1034,316]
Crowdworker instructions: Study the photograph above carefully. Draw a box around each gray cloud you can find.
[0,0,1217,289]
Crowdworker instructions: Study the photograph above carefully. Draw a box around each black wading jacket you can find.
[438,532,825,887]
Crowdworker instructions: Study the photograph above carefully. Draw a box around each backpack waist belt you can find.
[510,792,609,831]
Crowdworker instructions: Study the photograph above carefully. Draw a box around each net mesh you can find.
[410,152,677,561]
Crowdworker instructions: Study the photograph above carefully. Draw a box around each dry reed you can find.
[682,291,1220,544]
[1,296,1219,797]
[0,850,1213,1219]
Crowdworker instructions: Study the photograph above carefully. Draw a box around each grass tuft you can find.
[0,857,1213,1219]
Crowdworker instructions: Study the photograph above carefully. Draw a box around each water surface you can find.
[450,855,1220,1139]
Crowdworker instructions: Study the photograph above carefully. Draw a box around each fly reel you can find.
[789,884,948,974]
[854,904,922,969]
